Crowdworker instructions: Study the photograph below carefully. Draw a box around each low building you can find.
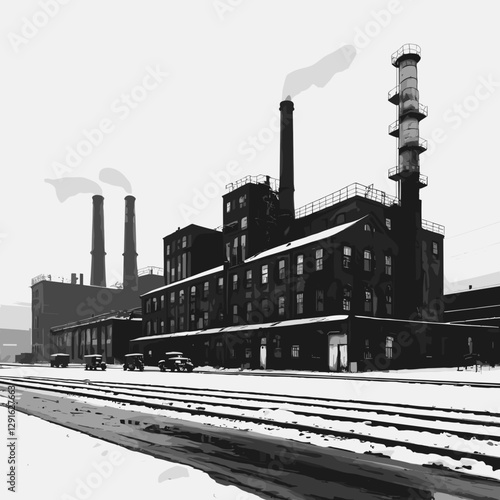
[50,309,142,365]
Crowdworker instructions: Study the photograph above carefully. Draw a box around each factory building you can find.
[32,195,163,362]
[50,309,142,365]
[128,45,500,371]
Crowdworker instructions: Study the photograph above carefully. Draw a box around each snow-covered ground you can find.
[1,363,499,497]
[0,405,262,500]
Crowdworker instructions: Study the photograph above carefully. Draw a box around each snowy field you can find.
[0,404,262,500]
[1,363,499,498]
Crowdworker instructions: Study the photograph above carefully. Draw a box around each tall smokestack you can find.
[279,97,295,218]
[90,195,106,286]
[123,195,138,292]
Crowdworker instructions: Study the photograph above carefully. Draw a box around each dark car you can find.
[158,351,184,372]
[164,356,194,372]
[84,354,107,371]
[50,353,69,368]
[123,353,144,371]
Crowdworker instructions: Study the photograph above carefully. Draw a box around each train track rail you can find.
[1,375,499,472]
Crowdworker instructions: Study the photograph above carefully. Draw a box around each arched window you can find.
[246,302,252,322]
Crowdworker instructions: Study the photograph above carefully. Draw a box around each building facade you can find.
[131,45,492,371]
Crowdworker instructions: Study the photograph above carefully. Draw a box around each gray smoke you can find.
[99,168,132,194]
[282,44,356,100]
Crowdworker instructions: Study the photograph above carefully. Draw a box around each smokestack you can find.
[90,195,106,286]
[79,273,84,286]
[123,195,138,292]
[279,97,295,218]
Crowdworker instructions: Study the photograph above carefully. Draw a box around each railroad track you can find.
[2,363,500,388]
[1,375,500,473]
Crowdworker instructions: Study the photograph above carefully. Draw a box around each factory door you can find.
[260,338,267,369]
[328,333,348,372]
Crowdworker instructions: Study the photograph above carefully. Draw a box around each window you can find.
[170,292,175,304]
[232,305,239,324]
[363,250,372,272]
[278,296,285,316]
[343,246,352,269]
[316,290,324,312]
[385,255,392,275]
[315,249,323,271]
[166,244,170,256]
[239,195,247,208]
[146,299,151,313]
[146,321,151,335]
[291,345,300,358]
[364,339,372,359]
[232,237,238,264]
[432,241,439,256]
[278,259,285,280]
[170,268,175,282]
[226,201,231,213]
[343,285,352,311]
[160,295,165,309]
[182,236,187,248]
[262,298,271,317]
[160,320,165,332]
[241,217,248,229]
[203,281,209,299]
[169,319,175,332]
[261,264,269,284]
[386,285,393,315]
[179,289,184,305]
[385,336,394,359]
[217,277,224,293]
[190,286,196,299]
[296,255,304,275]
[152,297,158,311]
[245,347,252,359]
[364,287,373,313]
[203,312,209,328]
[246,302,252,322]
[245,270,252,288]
[179,316,184,330]
[296,292,304,315]
[232,274,238,291]
[190,313,196,329]
[240,234,247,260]
[386,218,392,230]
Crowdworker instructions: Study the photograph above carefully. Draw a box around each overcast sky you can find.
[1,0,499,327]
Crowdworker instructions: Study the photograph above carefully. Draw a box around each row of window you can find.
[145,283,393,335]
[226,194,247,213]
[166,235,188,256]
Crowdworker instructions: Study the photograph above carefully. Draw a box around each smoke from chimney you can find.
[123,195,138,292]
[90,195,106,286]
[282,44,356,100]
[279,98,295,219]
[99,168,132,194]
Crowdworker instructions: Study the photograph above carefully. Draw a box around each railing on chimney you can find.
[225,174,279,193]
[422,219,445,235]
[138,266,163,277]
[295,183,400,219]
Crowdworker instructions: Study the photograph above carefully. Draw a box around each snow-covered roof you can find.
[131,314,349,342]
[244,216,367,263]
[141,265,224,297]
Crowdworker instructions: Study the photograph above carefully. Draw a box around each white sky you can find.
[1,0,499,313]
